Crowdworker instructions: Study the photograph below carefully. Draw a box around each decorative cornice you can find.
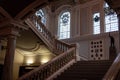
[0,18,28,30]
[63,31,119,43]
[16,42,41,52]
[0,18,29,37]
[0,26,20,37]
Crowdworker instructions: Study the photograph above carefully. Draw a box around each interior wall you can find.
[80,7,88,35]
[47,9,56,35]
[0,49,6,64]
[79,41,89,59]
[80,0,101,35]
[0,40,7,64]
[49,0,102,38]
[0,40,24,80]
[70,6,80,37]
[23,54,55,66]
[13,51,24,80]
[63,32,119,60]
[49,0,119,60]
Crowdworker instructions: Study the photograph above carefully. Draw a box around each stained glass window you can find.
[104,3,118,32]
[58,11,70,39]
[35,9,46,25]
[93,13,100,34]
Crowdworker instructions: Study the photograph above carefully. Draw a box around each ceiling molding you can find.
[10,19,28,30]
[0,18,28,30]
[16,42,41,52]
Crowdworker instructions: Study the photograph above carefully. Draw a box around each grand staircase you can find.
[53,60,112,80]
[18,1,120,79]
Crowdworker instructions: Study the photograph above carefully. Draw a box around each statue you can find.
[109,32,115,47]
[109,32,116,60]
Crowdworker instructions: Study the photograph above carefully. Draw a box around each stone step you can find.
[53,60,112,80]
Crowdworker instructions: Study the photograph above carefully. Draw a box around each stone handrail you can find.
[17,47,76,80]
[26,14,74,54]
[103,53,120,80]
[55,39,75,53]
[28,14,55,45]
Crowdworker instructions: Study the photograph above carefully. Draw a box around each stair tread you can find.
[53,60,112,80]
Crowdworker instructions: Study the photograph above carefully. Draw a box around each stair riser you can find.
[53,61,112,80]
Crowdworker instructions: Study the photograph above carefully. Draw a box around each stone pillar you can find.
[2,35,16,80]
[117,14,120,52]
[0,39,1,53]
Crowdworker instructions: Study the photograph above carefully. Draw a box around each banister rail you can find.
[26,14,74,55]
[17,47,76,80]
[103,53,120,80]
[28,14,55,45]
[55,39,75,53]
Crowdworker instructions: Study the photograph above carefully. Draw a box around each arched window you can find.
[35,9,46,25]
[93,12,100,34]
[58,11,70,39]
[104,3,118,32]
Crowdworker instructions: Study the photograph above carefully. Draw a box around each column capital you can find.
[0,26,20,37]
[7,34,17,40]
[0,18,28,38]
[0,18,28,30]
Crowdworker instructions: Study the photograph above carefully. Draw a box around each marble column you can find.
[2,35,16,80]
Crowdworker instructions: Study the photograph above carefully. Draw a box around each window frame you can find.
[104,3,118,32]
[58,11,71,39]
[93,12,100,34]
